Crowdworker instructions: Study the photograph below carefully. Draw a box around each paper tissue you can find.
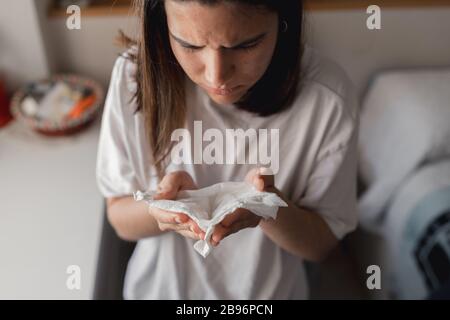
[134,181,288,258]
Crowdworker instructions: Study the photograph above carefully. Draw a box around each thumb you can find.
[252,167,274,191]
[154,180,179,200]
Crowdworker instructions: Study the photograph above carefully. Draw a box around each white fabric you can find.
[96,45,359,299]
[134,182,288,258]
[383,160,450,299]
[358,68,450,231]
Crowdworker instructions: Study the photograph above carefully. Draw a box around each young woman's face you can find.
[165,0,279,105]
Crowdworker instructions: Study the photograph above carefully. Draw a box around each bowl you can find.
[10,74,104,136]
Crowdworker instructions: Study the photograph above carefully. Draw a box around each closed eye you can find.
[235,41,260,51]
[180,44,202,52]
[172,32,267,53]
[181,41,261,53]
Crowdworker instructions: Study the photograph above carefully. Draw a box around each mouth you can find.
[204,85,243,96]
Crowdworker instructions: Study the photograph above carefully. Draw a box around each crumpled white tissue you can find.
[133,181,288,258]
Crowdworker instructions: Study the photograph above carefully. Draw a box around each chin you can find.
[207,91,245,106]
[209,96,236,105]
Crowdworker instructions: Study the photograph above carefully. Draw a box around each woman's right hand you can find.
[149,171,205,241]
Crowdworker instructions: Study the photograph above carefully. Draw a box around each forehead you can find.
[164,1,276,44]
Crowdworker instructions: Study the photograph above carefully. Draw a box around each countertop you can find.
[0,117,104,299]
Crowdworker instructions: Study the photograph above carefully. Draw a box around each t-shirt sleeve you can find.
[96,54,140,198]
[296,83,359,240]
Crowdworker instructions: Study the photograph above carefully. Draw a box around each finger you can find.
[211,222,246,246]
[153,190,175,201]
[159,219,205,238]
[173,216,204,236]
[156,171,198,200]
[214,215,261,245]
[188,222,206,240]
[252,176,265,191]
[182,219,204,235]
[176,229,203,241]
[211,224,228,246]
[159,221,193,233]
[177,213,190,223]
[221,208,251,228]
[256,168,274,189]
[245,167,274,191]
[244,167,261,184]
[150,208,189,224]
[178,171,198,190]
[258,167,274,179]
[188,220,204,235]
[155,172,186,199]
[212,219,251,245]
[154,177,179,200]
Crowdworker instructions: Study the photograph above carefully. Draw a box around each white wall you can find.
[0,0,52,91]
[46,13,138,88]
[305,7,450,99]
[35,0,57,73]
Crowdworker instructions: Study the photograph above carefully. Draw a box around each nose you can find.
[204,49,234,88]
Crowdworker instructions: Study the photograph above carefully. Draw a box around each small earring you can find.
[281,20,288,33]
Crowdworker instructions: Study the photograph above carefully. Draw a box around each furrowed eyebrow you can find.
[169,32,267,49]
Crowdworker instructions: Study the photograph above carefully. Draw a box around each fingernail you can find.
[175,217,182,223]
[259,167,273,175]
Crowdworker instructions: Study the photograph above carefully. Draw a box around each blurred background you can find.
[1,0,450,300]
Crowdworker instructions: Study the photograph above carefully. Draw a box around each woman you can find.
[96,0,358,299]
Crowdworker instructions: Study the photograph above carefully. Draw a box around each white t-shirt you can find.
[96,45,359,300]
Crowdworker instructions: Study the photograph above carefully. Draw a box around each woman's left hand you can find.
[210,167,277,247]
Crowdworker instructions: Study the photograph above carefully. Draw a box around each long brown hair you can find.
[119,0,304,181]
